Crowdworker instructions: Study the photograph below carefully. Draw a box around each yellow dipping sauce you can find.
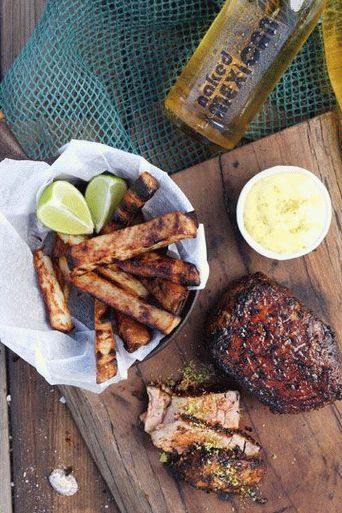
[243,172,326,254]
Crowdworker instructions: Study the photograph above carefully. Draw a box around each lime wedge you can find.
[37,181,94,235]
[85,174,127,233]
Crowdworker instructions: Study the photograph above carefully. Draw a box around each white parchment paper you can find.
[0,140,209,392]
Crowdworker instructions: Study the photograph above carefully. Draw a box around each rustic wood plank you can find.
[0,0,46,78]
[8,354,119,513]
[62,112,342,513]
[0,114,121,513]
[219,110,342,513]
[0,344,13,513]
[0,5,122,512]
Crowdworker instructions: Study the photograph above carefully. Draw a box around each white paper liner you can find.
[0,140,209,392]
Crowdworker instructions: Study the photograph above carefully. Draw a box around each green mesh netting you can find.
[0,0,336,173]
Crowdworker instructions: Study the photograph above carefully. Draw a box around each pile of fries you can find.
[33,172,201,384]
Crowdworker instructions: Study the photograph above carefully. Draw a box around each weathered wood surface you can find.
[0,124,119,513]
[0,0,46,77]
[0,10,340,513]
[0,111,119,513]
[61,112,342,513]
[0,3,119,511]
[8,355,119,513]
[0,345,12,513]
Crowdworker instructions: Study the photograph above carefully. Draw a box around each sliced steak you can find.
[141,386,240,433]
[207,272,342,413]
[150,418,260,457]
[169,447,265,496]
[141,386,172,433]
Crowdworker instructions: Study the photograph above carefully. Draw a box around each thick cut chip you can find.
[53,233,88,257]
[142,278,188,314]
[97,264,149,298]
[94,299,117,383]
[53,255,71,301]
[116,252,200,286]
[57,233,88,246]
[72,272,181,335]
[97,265,152,352]
[115,311,152,352]
[33,249,73,332]
[52,233,79,300]
[71,211,198,274]
[101,171,159,234]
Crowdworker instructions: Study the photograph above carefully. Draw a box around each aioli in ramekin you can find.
[236,166,332,260]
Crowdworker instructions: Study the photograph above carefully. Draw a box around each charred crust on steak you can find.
[179,414,261,450]
[207,272,342,414]
[168,446,266,501]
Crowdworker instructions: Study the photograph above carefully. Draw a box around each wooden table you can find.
[1,4,341,513]
[0,3,119,512]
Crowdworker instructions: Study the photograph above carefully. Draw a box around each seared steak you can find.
[142,385,240,433]
[142,384,265,500]
[141,386,172,433]
[169,447,265,496]
[150,418,260,457]
[207,272,342,413]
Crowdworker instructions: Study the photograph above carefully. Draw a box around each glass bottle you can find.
[323,0,342,109]
[165,0,326,149]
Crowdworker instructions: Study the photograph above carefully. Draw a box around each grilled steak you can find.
[142,384,265,499]
[163,391,240,429]
[142,386,240,433]
[207,272,342,413]
[150,418,260,457]
[141,386,172,433]
[169,447,265,496]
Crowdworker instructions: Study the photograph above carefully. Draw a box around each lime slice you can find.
[85,174,127,233]
[37,181,94,235]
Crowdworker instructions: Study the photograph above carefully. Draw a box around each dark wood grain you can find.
[8,355,119,513]
[0,3,122,511]
[0,0,46,77]
[0,344,12,513]
[0,114,121,513]
[62,112,342,513]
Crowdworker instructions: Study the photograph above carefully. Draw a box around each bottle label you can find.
[195,14,290,129]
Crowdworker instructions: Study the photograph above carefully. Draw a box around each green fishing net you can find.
[0,0,336,173]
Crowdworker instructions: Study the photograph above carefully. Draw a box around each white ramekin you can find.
[236,165,332,261]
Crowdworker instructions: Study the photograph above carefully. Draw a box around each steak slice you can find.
[141,386,172,434]
[169,447,265,496]
[141,385,240,433]
[207,272,342,413]
[141,383,265,500]
[150,418,260,457]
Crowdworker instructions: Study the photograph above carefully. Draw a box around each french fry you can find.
[142,278,189,314]
[101,172,159,234]
[94,299,117,383]
[52,234,77,300]
[115,311,151,352]
[98,265,152,351]
[98,264,152,351]
[52,235,69,258]
[115,252,200,286]
[100,221,153,351]
[33,249,73,332]
[97,264,149,298]
[57,233,88,246]
[71,211,198,274]
[53,233,88,257]
[53,256,71,301]
[72,272,181,335]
